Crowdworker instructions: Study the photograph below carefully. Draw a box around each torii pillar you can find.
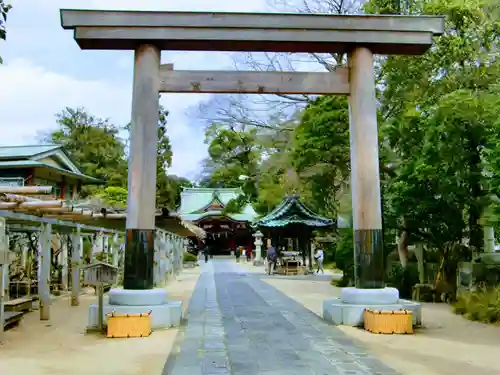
[123,44,160,290]
[348,47,384,289]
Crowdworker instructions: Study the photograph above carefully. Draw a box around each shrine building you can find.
[178,188,258,255]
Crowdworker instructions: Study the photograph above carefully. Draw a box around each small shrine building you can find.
[178,188,258,255]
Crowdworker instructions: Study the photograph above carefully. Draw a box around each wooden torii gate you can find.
[60,10,443,290]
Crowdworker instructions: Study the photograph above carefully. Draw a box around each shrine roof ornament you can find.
[178,187,258,223]
[253,195,334,229]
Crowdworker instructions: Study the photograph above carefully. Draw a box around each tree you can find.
[202,122,260,194]
[0,1,12,64]
[165,175,193,208]
[366,0,500,280]
[155,106,174,208]
[48,107,128,196]
[97,186,128,208]
[291,95,350,218]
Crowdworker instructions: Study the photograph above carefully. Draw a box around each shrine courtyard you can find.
[0,259,499,375]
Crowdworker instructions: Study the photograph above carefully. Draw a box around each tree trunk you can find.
[397,219,409,268]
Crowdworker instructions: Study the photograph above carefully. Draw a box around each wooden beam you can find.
[0,210,121,233]
[0,186,52,195]
[0,201,64,210]
[60,10,445,33]
[73,27,435,55]
[158,67,350,95]
[60,10,444,55]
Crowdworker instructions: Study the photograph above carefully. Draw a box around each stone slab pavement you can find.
[163,260,399,375]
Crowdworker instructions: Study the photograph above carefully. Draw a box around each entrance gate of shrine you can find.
[60,10,443,291]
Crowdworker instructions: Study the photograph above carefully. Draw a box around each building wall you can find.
[0,167,80,200]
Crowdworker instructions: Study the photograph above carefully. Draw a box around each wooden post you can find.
[178,238,182,272]
[414,243,425,284]
[112,234,119,267]
[158,231,167,285]
[61,235,68,291]
[71,226,81,306]
[21,244,28,269]
[348,47,384,289]
[181,238,187,272]
[97,283,104,332]
[4,234,9,301]
[154,233,160,287]
[0,217,6,344]
[124,44,160,290]
[26,241,32,299]
[39,223,52,320]
[307,236,313,272]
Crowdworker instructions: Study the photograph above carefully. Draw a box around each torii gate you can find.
[60,10,443,294]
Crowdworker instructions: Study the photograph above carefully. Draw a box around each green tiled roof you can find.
[0,144,61,159]
[0,144,102,184]
[0,160,102,183]
[254,195,334,229]
[178,187,258,222]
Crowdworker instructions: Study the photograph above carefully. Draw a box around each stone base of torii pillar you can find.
[87,288,182,330]
[322,287,421,327]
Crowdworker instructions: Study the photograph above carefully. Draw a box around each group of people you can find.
[265,242,325,275]
[234,246,252,262]
[199,240,326,275]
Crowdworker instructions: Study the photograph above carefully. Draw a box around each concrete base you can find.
[87,301,182,330]
[253,259,264,266]
[323,287,421,327]
[88,288,182,330]
[108,288,168,306]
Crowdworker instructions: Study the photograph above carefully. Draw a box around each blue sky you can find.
[0,0,271,179]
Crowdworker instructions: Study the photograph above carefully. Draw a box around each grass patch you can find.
[453,286,500,324]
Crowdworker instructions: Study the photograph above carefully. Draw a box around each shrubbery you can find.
[453,286,500,324]
[332,229,354,287]
[183,252,197,263]
[386,263,420,299]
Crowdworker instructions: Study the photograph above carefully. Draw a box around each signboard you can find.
[0,177,24,187]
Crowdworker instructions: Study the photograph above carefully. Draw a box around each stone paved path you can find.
[163,260,398,375]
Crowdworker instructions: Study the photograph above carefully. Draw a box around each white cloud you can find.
[0,58,208,177]
[1,0,271,178]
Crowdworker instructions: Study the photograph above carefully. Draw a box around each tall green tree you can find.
[155,106,174,208]
[291,95,350,218]
[0,1,12,64]
[203,123,260,193]
[367,0,500,275]
[48,107,128,196]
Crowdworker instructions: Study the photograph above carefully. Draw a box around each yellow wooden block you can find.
[364,309,413,334]
[106,311,152,338]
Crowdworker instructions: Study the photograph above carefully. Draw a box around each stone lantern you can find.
[253,230,264,266]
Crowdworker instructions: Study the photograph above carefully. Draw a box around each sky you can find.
[0,0,273,179]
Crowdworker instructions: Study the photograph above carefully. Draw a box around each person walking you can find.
[235,246,241,263]
[203,243,210,263]
[314,244,324,274]
[266,243,277,275]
